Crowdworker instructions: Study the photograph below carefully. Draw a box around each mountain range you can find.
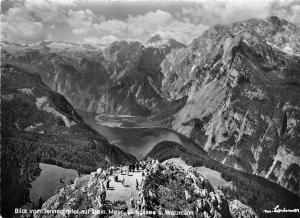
[1,15,300,217]
[162,16,300,195]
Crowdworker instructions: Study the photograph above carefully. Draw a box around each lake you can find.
[79,111,205,160]
[30,163,78,207]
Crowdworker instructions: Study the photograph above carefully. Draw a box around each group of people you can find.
[128,161,146,172]
[92,159,155,211]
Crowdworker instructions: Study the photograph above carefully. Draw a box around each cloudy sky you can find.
[1,0,300,45]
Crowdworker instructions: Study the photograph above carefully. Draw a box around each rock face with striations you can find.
[161,16,300,194]
[1,37,185,116]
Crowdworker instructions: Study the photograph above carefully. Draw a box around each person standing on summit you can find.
[130,195,135,208]
[136,179,139,190]
[121,176,125,186]
[106,179,110,189]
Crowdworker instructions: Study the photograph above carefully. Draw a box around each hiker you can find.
[136,179,139,190]
[103,172,107,181]
[136,199,141,210]
[106,179,110,189]
[141,196,145,210]
[100,191,106,203]
[130,195,135,208]
[122,166,126,174]
[96,195,103,208]
[100,182,106,202]
[121,176,125,186]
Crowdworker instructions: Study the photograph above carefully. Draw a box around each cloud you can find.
[93,10,208,45]
[23,0,76,23]
[1,0,102,42]
[1,0,77,42]
[180,0,271,25]
[180,0,300,25]
[270,0,300,24]
[93,19,129,35]
[1,7,46,43]
[84,35,119,44]
[66,9,102,34]
[2,0,300,44]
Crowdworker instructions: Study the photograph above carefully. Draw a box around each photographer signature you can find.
[263,205,300,214]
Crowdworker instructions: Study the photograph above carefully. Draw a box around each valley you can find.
[1,14,300,218]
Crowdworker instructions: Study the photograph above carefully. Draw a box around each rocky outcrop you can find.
[161,16,300,194]
[143,160,232,218]
[229,200,257,218]
[38,159,257,218]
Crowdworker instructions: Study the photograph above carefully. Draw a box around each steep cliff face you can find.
[161,47,195,99]
[1,42,111,113]
[162,17,300,194]
[1,38,184,116]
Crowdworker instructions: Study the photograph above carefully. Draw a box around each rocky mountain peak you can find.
[38,158,257,218]
[147,34,163,44]
[231,16,300,56]
[266,15,288,27]
[146,34,186,51]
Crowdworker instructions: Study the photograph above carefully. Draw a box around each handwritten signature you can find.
[263,205,300,214]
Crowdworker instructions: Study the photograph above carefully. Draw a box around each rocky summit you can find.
[36,159,257,218]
